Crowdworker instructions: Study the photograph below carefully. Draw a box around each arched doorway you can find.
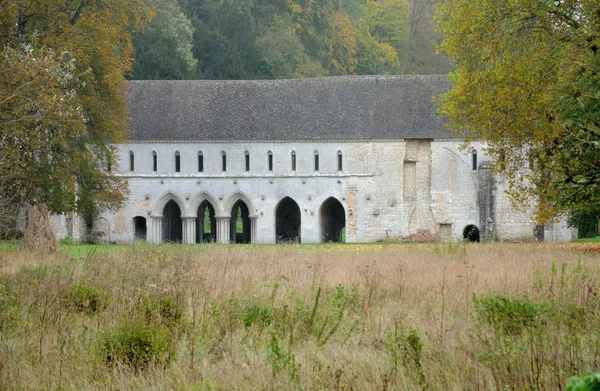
[276,197,301,243]
[196,200,216,243]
[163,200,183,243]
[463,225,480,242]
[230,200,251,243]
[133,216,147,242]
[320,197,346,243]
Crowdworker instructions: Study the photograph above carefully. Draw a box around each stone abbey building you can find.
[52,75,576,244]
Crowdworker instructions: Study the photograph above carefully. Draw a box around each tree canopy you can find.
[0,0,153,228]
[437,0,600,222]
[131,0,452,80]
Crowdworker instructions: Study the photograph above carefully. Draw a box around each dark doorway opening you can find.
[196,201,216,243]
[320,197,346,243]
[230,200,251,243]
[276,197,301,243]
[133,216,147,241]
[463,225,480,242]
[163,200,183,243]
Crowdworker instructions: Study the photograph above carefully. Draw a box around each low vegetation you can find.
[0,243,599,389]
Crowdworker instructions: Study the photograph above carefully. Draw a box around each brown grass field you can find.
[1,242,599,390]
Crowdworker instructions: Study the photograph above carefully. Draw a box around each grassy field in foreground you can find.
[1,243,600,390]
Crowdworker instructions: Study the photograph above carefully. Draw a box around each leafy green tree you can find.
[188,0,264,79]
[353,19,399,74]
[132,0,197,80]
[0,0,151,226]
[438,0,600,221]
[256,17,325,79]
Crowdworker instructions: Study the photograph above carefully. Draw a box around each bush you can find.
[567,373,600,391]
[143,294,187,332]
[67,281,107,314]
[243,302,272,328]
[473,293,543,334]
[100,320,175,371]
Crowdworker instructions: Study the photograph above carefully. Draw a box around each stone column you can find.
[216,217,231,244]
[182,217,196,244]
[250,216,258,244]
[150,216,163,244]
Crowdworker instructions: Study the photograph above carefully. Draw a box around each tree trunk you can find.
[19,204,59,253]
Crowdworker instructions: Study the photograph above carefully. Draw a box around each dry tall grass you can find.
[0,243,599,390]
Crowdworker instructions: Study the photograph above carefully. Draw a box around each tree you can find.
[132,0,197,80]
[0,0,152,233]
[256,16,325,79]
[437,0,600,222]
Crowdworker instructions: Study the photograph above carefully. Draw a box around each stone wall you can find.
[83,139,576,244]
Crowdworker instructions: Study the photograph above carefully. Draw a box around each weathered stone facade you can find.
[51,76,577,244]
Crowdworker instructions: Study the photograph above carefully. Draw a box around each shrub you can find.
[100,320,175,371]
[473,293,543,334]
[567,373,600,391]
[385,321,426,386]
[67,281,107,314]
[143,294,187,332]
[243,302,272,328]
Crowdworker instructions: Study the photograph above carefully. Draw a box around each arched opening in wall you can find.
[175,151,181,173]
[320,197,346,243]
[163,200,183,243]
[198,151,204,172]
[196,201,216,243]
[133,216,147,242]
[275,197,301,244]
[472,149,478,170]
[230,200,251,243]
[129,151,135,171]
[463,225,480,242]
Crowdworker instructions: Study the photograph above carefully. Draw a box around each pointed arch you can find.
[275,196,301,244]
[319,197,346,243]
[224,191,257,218]
[153,191,188,217]
[189,191,221,217]
[191,192,219,243]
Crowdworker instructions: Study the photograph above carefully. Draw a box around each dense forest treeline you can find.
[131,0,453,80]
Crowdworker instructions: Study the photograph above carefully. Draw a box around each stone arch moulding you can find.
[153,191,188,217]
[189,191,222,217]
[224,191,257,218]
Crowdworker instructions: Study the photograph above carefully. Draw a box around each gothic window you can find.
[129,151,134,172]
[245,151,250,172]
[175,151,181,173]
[291,151,296,171]
[222,151,227,172]
[198,151,204,172]
[337,150,343,172]
[268,151,273,172]
[314,151,319,171]
[152,151,157,172]
[472,149,478,171]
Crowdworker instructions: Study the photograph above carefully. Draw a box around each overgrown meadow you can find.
[1,243,599,390]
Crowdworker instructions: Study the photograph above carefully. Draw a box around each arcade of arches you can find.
[146,196,345,244]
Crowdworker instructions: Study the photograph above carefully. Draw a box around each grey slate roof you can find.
[127,75,455,141]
